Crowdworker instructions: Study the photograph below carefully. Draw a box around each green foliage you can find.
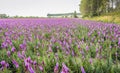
[73,11,78,18]
[80,0,120,17]
[0,14,9,18]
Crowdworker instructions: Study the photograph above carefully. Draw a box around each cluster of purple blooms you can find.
[0,18,120,73]
[0,61,9,70]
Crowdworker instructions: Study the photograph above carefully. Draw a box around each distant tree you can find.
[65,16,68,18]
[80,0,91,17]
[73,11,78,18]
[115,0,120,10]
[0,14,9,18]
[13,16,18,18]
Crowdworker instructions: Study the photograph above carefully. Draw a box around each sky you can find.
[0,0,80,17]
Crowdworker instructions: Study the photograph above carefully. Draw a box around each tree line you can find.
[0,11,79,18]
[0,14,40,18]
[80,0,120,17]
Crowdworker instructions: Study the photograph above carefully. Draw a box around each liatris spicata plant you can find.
[12,59,19,68]
[0,18,120,73]
[54,62,59,73]
[11,47,16,52]
[81,66,86,73]
[61,63,69,73]
[0,61,9,70]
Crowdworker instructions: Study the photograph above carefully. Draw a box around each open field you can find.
[0,18,120,73]
[84,16,120,25]
[84,11,120,25]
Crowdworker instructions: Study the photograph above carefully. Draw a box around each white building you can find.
[47,13,82,18]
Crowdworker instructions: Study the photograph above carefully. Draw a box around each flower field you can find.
[0,18,120,73]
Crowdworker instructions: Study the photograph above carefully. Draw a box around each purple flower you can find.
[0,60,9,70]
[28,66,35,73]
[65,51,69,55]
[48,46,52,52]
[96,53,99,58]
[20,44,24,50]
[0,61,6,67]
[6,63,9,68]
[24,59,29,70]
[86,46,89,51]
[81,66,86,73]
[11,47,16,52]
[61,63,69,73]
[12,60,19,68]
[89,58,93,64]
[30,60,33,64]
[22,51,26,57]
[78,45,80,49]
[23,39,27,45]
[17,51,24,59]
[42,61,45,66]
[72,50,75,56]
[54,62,59,73]
[7,51,11,57]
[109,46,112,49]
[27,57,31,62]
[96,48,99,53]
[118,38,120,46]
[80,50,85,59]
[20,43,26,50]
[6,38,12,46]
[39,65,43,71]
[33,60,37,65]
[1,42,8,48]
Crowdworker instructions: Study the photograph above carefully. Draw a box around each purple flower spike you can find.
[89,58,93,64]
[72,50,75,56]
[33,60,37,65]
[28,66,35,73]
[20,44,23,49]
[27,57,31,63]
[6,63,9,68]
[17,51,24,59]
[1,61,6,67]
[11,47,16,52]
[81,66,86,73]
[1,42,8,48]
[7,51,11,57]
[22,51,26,57]
[118,38,120,46]
[48,46,53,52]
[39,65,43,71]
[96,48,99,53]
[86,46,89,51]
[24,59,29,70]
[12,60,19,68]
[0,61,9,70]
[54,62,59,73]
[20,43,26,51]
[61,63,69,73]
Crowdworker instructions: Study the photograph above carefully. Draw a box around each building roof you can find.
[47,13,81,16]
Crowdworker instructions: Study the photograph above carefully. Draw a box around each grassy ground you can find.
[84,11,120,24]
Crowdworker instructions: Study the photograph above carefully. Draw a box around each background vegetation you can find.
[80,0,120,17]
[79,0,120,24]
